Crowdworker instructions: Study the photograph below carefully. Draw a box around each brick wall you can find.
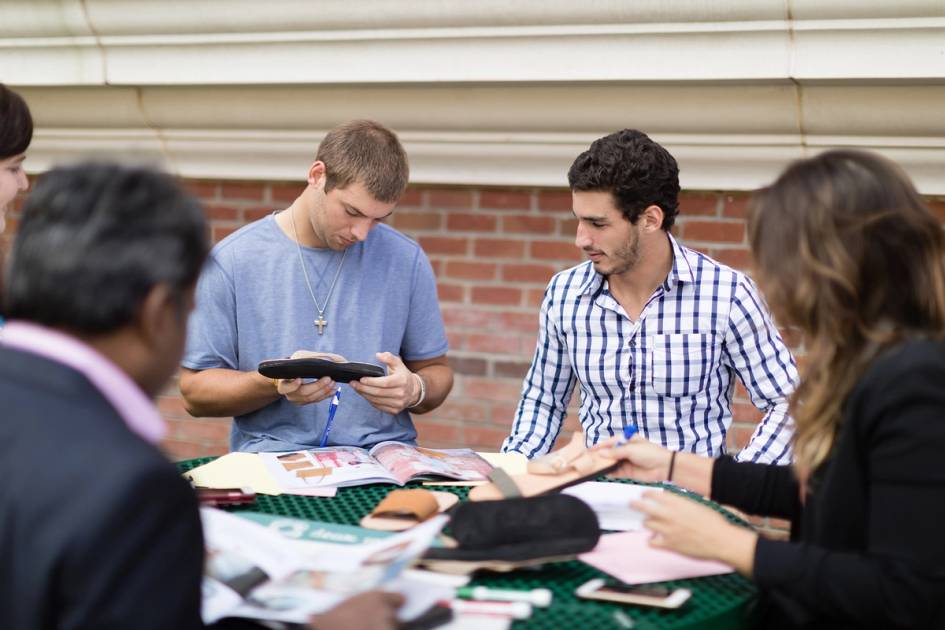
[5,181,944,463]
[155,180,792,461]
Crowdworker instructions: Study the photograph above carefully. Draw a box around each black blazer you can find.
[712,339,945,629]
[0,346,207,630]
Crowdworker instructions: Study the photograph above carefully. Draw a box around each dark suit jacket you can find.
[0,345,207,629]
[712,339,945,629]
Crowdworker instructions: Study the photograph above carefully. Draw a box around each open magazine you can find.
[259,442,494,490]
[200,507,449,625]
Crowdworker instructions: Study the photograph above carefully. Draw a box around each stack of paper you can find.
[562,481,660,531]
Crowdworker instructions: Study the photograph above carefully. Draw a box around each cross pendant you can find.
[314,315,327,335]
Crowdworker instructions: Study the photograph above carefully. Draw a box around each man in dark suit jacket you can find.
[0,162,402,630]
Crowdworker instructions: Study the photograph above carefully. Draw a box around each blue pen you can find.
[617,422,639,445]
[319,387,342,448]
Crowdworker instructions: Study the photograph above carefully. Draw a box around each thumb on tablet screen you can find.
[290,350,348,362]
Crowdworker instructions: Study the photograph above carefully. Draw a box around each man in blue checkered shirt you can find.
[502,130,798,465]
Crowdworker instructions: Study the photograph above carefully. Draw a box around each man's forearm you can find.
[408,364,453,414]
[179,367,280,417]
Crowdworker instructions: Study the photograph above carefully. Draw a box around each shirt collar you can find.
[577,231,695,296]
[0,321,166,444]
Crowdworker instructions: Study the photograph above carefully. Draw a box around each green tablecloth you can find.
[178,457,755,629]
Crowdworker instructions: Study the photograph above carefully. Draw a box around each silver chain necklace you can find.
[290,210,348,335]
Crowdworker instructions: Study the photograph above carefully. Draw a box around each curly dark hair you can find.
[567,129,680,230]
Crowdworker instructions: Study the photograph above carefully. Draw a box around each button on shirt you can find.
[502,234,798,465]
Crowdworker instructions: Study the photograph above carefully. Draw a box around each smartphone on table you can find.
[576,578,691,609]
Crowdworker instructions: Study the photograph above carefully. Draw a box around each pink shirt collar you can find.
[1,321,166,444]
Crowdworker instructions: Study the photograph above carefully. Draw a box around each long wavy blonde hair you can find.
[748,150,945,478]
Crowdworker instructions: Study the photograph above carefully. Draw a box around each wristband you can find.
[407,372,426,409]
[667,451,677,482]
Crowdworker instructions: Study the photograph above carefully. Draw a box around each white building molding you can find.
[2,0,943,192]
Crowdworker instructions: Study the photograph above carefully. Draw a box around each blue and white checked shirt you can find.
[502,234,798,465]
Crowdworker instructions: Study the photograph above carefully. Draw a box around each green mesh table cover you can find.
[178,457,755,629]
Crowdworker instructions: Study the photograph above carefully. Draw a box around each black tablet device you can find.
[257,358,386,382]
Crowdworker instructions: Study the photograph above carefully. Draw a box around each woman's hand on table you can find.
[633,490,758,576]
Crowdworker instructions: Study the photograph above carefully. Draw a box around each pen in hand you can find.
[616,422,639,445]
[319,387,342,448]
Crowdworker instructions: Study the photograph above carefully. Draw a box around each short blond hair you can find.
[316,120,409,203]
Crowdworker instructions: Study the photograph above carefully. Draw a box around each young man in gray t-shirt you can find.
[180,120,453,452]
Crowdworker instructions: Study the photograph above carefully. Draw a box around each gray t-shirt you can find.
[182,215,448,452]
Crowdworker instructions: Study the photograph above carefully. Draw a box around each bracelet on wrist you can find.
[407,372,426,409]
[667,450,677,482]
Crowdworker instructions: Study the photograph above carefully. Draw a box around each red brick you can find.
[679,192,719,217]
[729,425,758,451]
[479,190,532,211]
[527,288,545,307]
[441,307,496,329]
[444,261,497,281]
[464,426,511,450]
[428,189,473,209]
[490,404,519,425]
[501,214,555,234]
[437,283,465,302]
[185,180,219,200]
[467,332,524,354]
[538,190,573,213]
[447,331,467,350]
[502,263,557,284]
[243,207,275,223]
[157,396,189,419]
[530,240,584,261]
[474,238,526,258]
[174,419,232,443]
[414,421,463,445]
[494,360,531,379]
[681,220,745,243]
[471,286,522,306]
[733,402,764,425]
[419,236,468,255]
[429,258,443,276]
[447,213,497,232]
[399,187,424,207]
[722,194,752,219]
[447,357,489,377]
[429,400,489,422]
[204,204,240,221]
[733,382,749,401]
[519,334,539,354]
[159,439,211,461]
[221,182,265,201]
[271,183,303,204]
[212,226,238,243]
[711,248,753,271]
[558,218,578,237]
[563,414,582,432]
[463,377,526,401]
[497,311,540,333]
[391,211,441,231]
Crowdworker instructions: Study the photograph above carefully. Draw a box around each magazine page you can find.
[368,442,494,485]
[199,507,449,624]
[259,446,398,490]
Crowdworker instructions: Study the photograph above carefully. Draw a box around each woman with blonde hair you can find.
[601,149,945,629]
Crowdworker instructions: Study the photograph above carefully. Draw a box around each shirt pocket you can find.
[648,333,715,397]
